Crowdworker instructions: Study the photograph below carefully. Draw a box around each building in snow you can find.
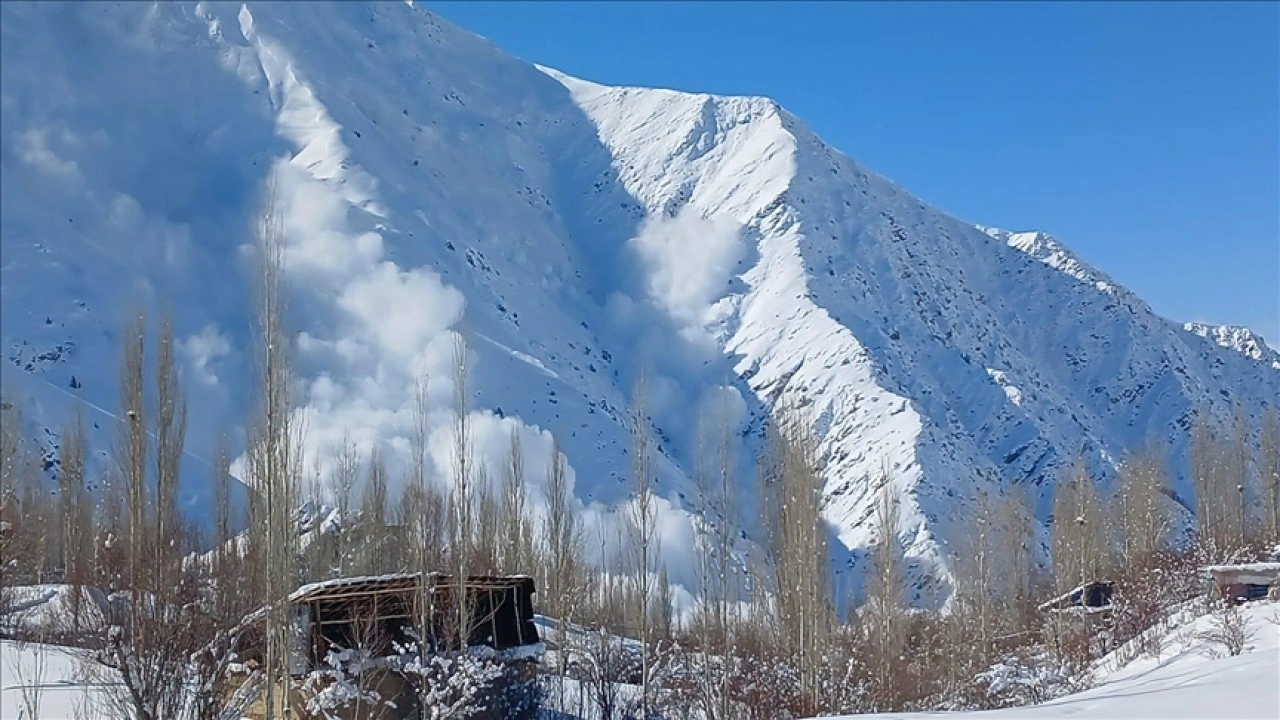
[1200,563,1280,604]
[1037,580,1114,616]
[232,573,543,720]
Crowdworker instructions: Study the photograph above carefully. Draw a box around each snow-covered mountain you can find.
[2,1,1276,606]
[1182,322,1280,368]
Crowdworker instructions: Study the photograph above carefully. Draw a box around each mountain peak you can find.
[1183,322,1277,366]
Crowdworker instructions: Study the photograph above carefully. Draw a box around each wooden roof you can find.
[289,572,535,605]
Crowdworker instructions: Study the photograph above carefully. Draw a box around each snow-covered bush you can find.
[976,648,1077,708]
[399,645,540,720]
[302,646,394,720]
[1197,600,1255,657]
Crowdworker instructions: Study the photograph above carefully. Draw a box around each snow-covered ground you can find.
[4,588,1279,718]
[0,639,118,720]
[817,601,1280,720]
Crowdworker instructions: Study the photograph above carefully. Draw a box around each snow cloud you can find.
[597,206,753,468]
[628,205,744,340]
[16,126,80,182]
[180,324,232,387]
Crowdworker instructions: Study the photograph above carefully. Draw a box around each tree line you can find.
[1,175,1278,718]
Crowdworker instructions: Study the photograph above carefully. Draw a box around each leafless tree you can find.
[541,433,582,622]
[57,405,92,634]
[333,432,361,578]
[473,463,500,575]
[1261,407,1280,544]
[861,475,908,711]
[995,483,1037,635]
[953,485,998,672]
[154,310,188,587]
[1191,411,1231,554]
[540,431,585,708]
[627,372,658,716]
[1116,441,1172,571]
[212,434,233,575]
[361,446,390,573]
[758,406,830,713]
[246,171,305,720]
[0,393,24,616]
[449,332,475,649]
[1051,453,1108,592]
[118,307,149,604]
[1224,408,1252,547]
[499,427,533,574]
[690,395,741,720]
[652,563,674,643]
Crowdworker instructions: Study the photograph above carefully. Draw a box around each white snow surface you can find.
[816,600,1280,719]
[2,2,1279,606]
[0,639,119,720]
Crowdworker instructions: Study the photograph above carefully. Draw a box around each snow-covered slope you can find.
[1183,322,1280,368]
[813,600,1280,719]
[2,1,1277,605]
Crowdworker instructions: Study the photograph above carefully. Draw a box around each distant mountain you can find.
[2,1,1275,606]
[1182,322,1279,368]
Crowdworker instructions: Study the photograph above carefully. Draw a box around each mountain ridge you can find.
[2,1,1275,607]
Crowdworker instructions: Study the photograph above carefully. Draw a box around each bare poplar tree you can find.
[1117,441,1171,570]
[1191,412,1229,552]
[1261,407,1280,544]
[995,483,1036,634]
[863,475,908,711]
[404,371,445,720]
[499,427,533,574]
[1228,408,1252,546]
[360,446,390,574]
[57,405,91,632]
[761,406,830,712]
[1051,453,1107,592]
[333,432,360,577]
[542,434,580,621]
[627,372,657,717]
[541,431,584,705]
[247,172,304,719]
[0,394,24,613]
[213,434,232,573]
[473,463,500,574]
[154,310,188,584]
[118,308,149,603]
[450,333,475,648]
[955,486,998,668]
[691,396,740,720]
[652,563,673,643]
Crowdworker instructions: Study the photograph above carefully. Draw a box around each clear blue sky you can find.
[432,1,1280,343]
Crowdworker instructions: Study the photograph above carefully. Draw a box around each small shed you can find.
[230,573,543,720]
[1038,580,1115,615]
[1200,563,1280,605]
[286,572,540,672]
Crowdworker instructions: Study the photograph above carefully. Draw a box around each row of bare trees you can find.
[3,166,1279,719]
[7,351,1276,719]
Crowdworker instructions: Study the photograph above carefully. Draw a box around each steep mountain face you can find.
[2,1,1276,606]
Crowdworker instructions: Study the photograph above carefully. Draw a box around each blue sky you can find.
[432,1,1280,343]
